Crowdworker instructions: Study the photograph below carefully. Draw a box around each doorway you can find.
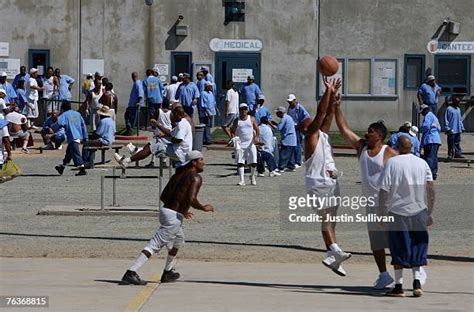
[215,52,261,125]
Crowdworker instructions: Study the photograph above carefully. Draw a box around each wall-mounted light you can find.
[448,21,460,35]
[145,0,153,6]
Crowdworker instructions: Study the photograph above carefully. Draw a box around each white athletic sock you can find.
[129,253,149,272]
[250,166,256,177]
[164,254,175,271]
[238,167,245,182]
[394,269,403,285]
[412,267,421,280]
[329,243,342,253]
[124,157,131,163]
[27,120,31,128]
[22,136,29,149]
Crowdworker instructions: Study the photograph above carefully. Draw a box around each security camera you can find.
[442,17,450,25]
[145,0,153,6]
[178,15,184,21]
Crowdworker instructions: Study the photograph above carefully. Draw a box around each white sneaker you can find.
[114,153,129,169]
[373,271,395,289]
[420,267,427,286]
[269,171,281,177]
[127,143,137,155]
[322,254,347,277]
[237,181,246,186]
[294,164,301,169]
[257,173,265,177]
[282,168,296,172]
[331,249,352,265]
[57,145,63,150]
[250,175,257,185]
[21,147,30,154]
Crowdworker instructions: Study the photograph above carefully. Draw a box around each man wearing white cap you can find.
[175,73,200,117]
[164,75,179,104]
[0,72,18,105]
[222,80,239,139]
[231,103,259,186]
[121,150,214,285]
[199,81,217,145]
[5,109,31,154]
[287,93,310,168]
[417,75,441,113]
[240,75,261,115]
[254,94,272,125]
[388,121,420,157]
[25,68,43,129]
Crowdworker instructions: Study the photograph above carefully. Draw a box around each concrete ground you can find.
[1,258,472,312]
[1,131,473,311]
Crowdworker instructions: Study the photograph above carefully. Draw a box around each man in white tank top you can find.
[299,78,351,277]
[333,99,420,289]
[230,103,259,186]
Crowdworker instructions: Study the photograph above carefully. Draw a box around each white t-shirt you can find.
[42,76,55,99]
[225,88,239,115]
[28,77,39,100]
[379,154,433,216]
[165,83,179,102]
[0,125,10,165]
[171,118,193,162]
[154,109,172,137]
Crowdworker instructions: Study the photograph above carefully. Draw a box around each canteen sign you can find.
[210,38,263,52]
[427,40,474,54]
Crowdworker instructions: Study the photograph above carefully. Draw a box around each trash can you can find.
[193,124,206,151]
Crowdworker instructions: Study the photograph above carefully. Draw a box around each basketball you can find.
[318,55,339,77]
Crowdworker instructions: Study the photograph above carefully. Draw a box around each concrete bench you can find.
[84,144,123,168]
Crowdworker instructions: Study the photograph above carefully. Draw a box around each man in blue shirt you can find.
[417,75,441,114]
[271,106,297,171]
[200,66,215,84]
[240,75,261,115]
[175,73,199,117]
[82,106,116,168]
[287,94,310,168]
[55,68,75,101]
[388,121,420,157]
[12,66,30,89]
[41,110,65,150]
[199,81,216,145]
[254,94,272,125]
[419,104,442,180]
[124,72,145,135]
[196,71,206,94]
[0,72,18,105]
[143,69,164,126]
[53,101,88,176]
[257,116,280,177]
[444,96,465,159]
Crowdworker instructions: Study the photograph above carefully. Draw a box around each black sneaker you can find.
[55,165,65,175]
[160,269,180,283]
[75,167,87,176]
[120,270,147,285]
[413,279,423,297]
[454,155,465,159]
[385,284,405,297]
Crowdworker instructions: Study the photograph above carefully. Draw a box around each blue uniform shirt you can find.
[143,75,164,104]
[287,103,310,126]
[418,83,441,107]
[15,88,28,113]
[0,82,18,104]
[205,73,215,84]
[175,82,200,107]
[57,75,75,100]
[255,106,272,125]
[240,83,261,111]
[420,112,442,146]
[389,132,420,157]
[199,91,216,118]
[197,79,206,94]
[12,73,30,89]
[53,110,88,143]
[444,106,464,134]
[95,117,116,145]
[128,80,145,107]
[42,116,66,139]
[277,114,297,146]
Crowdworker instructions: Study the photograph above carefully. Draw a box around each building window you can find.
[435,55,471,95]
[171,52,192,77]
[404,54,425,90]
[348,59,371,95]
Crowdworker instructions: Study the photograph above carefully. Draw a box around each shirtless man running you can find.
[120,150,214,285]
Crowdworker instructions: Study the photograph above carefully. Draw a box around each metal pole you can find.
[158,157,163,209]
[100,176,105,210]
[112,167,117,207]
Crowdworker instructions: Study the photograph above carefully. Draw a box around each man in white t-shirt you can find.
[115,106,192,168]
[0,119,12,169]
[222,80,239,140]
[379,136,435,298]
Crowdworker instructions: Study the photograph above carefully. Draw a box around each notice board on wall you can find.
[372,60,397,95]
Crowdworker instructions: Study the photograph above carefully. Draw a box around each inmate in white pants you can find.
[143,207,185,255]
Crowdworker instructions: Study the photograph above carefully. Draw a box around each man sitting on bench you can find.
[82,105,116,168]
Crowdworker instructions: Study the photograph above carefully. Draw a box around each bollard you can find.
[100,176,105,210]
[112,167,117,207]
